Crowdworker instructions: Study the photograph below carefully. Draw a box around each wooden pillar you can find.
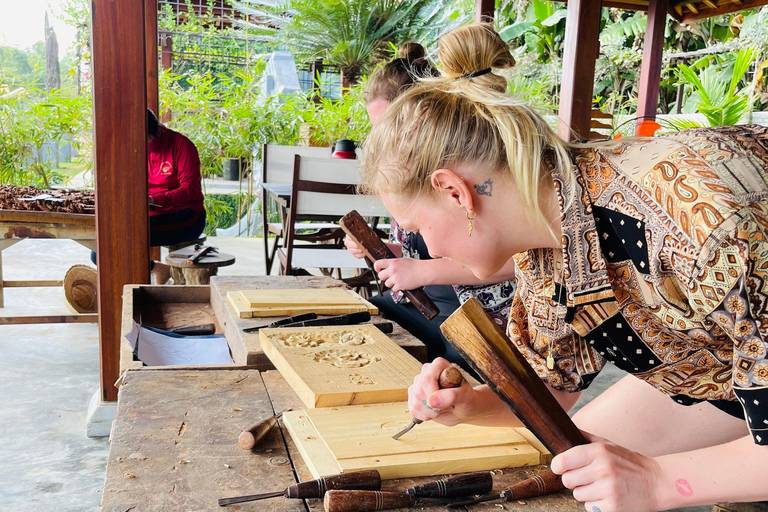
[557,0,602,141]
[160,33,173,123]
[91,0,150,402]
[475,0,494,22]
[636,0,668,133]
[145,0,159,116]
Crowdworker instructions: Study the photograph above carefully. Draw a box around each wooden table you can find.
[165,246,237,285]
[101,369,581,512]
[0,209,97,324]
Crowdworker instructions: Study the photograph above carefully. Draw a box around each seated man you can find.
[146,109,206,282]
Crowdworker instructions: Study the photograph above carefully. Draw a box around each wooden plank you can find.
[283,403,545,480]
[475,0,494,21]
[2,280,63,287]
[240,288,372,306]
[0,209,95,226]
[145,0,159,116]
[227,291,253,318]
[636,0,669,133]
[92,0,151,403]
[260,325,422,408]
[680,0,768,22]
[234,288,378,317]
[0,313,98,325]
[557,0,602,141]
[262,370,578,512]
[100,369,304,512]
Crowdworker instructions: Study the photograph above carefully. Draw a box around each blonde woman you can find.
[362,22,768,512]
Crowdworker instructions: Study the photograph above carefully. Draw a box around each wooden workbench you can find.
[101,369,580,512]
[0,209,97,323]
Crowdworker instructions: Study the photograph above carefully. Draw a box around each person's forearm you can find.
[420,257,515,286]
[466,385,581,428]
[654,435,768,509]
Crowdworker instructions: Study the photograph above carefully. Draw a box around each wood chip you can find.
[124,473,136,479]
[231,407,242,411]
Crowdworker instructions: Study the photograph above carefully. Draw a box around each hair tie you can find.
[459,68,492,79]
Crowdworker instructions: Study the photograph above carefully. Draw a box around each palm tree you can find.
[230,0,466,84]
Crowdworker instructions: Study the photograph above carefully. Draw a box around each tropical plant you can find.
[674,47,757,127]
[305,85,371,146]
[230,0,466,84]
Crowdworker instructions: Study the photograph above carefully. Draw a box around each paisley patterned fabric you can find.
[508,125,768,444]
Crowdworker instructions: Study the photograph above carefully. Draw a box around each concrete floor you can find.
[0,237,625,511]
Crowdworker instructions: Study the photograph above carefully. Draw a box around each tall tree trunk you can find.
[45,12,61,92]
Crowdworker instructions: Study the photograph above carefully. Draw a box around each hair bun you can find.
[398,42,426,61]
[437,23,515,91]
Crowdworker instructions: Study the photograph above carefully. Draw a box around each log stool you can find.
[164,246,235,285]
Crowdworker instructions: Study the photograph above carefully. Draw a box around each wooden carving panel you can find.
[227,288,378,318]
[282,403,546,480]
[260,325,422,408]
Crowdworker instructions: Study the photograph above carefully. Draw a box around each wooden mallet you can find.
[340,210,439,320]
[238,409,290,450]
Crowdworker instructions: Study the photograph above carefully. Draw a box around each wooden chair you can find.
[261,144,341,274]
[589,109,614,140]
[278,155,388,293]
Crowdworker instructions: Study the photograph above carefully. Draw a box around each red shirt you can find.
[147,126,205,216]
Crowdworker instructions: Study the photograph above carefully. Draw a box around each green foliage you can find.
[305,86,372,146]
[0,43,47,89]
[232,0,466,84]
[676,48,757,126]
[204,192,259,235]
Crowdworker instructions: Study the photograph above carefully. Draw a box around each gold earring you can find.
[466,210,477,237]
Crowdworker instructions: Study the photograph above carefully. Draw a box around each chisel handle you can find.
[406,471,493,498]
[340,210,439,320]
[281,311,371,328]
[287,470,381,499]
[324,490,415,512]
[238,416,278,450]
[507,469,565,500]
[169,323,216,336]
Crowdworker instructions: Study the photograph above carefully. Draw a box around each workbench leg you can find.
[0,239,21,309]
[181,267,215,285]
[170,267,186,285]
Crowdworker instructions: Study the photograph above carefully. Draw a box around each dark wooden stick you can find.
[340,210,439,320]
[406,471,493,498]
[440,298,588,454]
[324,490,415,512]
[238,409,290,450]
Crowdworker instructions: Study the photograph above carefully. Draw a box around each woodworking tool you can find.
[392,365,464,440]
[340,210,440,320]
[277,311,371,328]
[406,471,493,498]
[242,313,318,333]
[323,490,447,512]
[218,469,381,506]
[447,470,566,508]
[237,409,290,450]
[186,245,218,264]
[168,323,216,336]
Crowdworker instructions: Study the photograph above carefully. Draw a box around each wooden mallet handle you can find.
[440,298,588,454]
[238,416,278,450]
[340,210,439,320]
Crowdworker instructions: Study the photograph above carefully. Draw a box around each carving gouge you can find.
[447,470,566,508]
[242,313,318,333]
[406,471,493,498]
[392,365,464,440]
[218,469,381,506]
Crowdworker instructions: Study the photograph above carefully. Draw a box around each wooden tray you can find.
[227,288,378,318]
[282,403,550,480]
[260,324,422,408]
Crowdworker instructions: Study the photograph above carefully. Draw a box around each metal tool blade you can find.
[391,418,421,440]
[446,489,510,509]
[218,490,284,506]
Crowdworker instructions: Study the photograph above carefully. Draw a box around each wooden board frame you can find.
[228,288,378,318]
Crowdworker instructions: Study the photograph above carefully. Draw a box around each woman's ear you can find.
[430,168,475,212]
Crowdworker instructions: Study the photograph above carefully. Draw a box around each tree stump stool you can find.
[164,246,235,285]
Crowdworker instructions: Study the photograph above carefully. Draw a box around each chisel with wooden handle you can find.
[406,471,493,498]
[392,364,465,440]
[440,298,589,499]
[447,470,566,508]
[340,210,439,320]
[218,470,381,506]
[324,491,421,512]
[237,409,290,450]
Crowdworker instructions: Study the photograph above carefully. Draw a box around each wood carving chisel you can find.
[324,490,448,512]
[406,471,493,498]
[447,470,566,508]
[340,210,440,320]
[242,313,318,333]
[277,311,371,328]
[392,365,464,440]
[237,409,290,450]
[187,245,217,264]
[169,323,216,336]
[218,469,381,506]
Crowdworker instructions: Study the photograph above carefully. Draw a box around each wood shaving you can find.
[231,408,242,411]
[178,460,190,464]
[124,473,136,479]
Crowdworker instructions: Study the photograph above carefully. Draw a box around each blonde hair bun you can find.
[437,23,515,91]
[398,42,426,61]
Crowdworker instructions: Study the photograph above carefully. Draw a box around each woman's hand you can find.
[407,358,490,426]
[344,237,366,259]
[551,433,663,512]
[374,257,427,292]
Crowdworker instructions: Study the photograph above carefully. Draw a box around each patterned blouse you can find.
[389,220,515,326]
[507,125,768,445]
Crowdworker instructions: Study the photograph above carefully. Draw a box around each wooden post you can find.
[160,33,173,123]
[475,0,494,22]
[91,0,150,402]
[636,0,668,134]
[557,0,602,141]
[145,0,159,116]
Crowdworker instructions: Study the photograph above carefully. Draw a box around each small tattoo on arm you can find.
[675,479,693,497]
[474,179,493,196]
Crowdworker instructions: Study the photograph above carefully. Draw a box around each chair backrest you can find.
[262,144,332,185]
[291,156,388,218]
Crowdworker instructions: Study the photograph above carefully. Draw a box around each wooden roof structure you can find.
[89,0,765,404]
